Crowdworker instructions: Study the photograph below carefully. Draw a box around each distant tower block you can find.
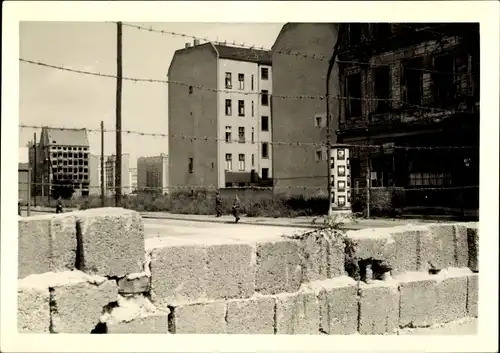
[329,147,352,220]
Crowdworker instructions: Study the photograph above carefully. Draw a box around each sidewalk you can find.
[22,206,453,230]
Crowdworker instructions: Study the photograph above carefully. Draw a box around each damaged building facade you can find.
[337,23,479,217]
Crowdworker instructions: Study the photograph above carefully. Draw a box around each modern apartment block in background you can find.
[31,127,91,198]
[168,40,273,189]
[271,23,340,195]
[105,154,133,195]
[137,154,169,194]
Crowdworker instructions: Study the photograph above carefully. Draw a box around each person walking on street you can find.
[232,195,241,223]
[18,202,21,216]
[56,196,64,214]
[215,191,223,217]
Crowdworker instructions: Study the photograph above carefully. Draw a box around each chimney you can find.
[185,43,191,48]
[193,39,200,46]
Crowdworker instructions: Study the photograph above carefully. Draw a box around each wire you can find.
[19,58,474,114]
[19,181,479,192]
[18,124,479,150]
[120,22,472,76]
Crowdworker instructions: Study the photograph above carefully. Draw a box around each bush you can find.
[35,190,330,218]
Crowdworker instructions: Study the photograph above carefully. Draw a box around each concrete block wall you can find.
[18,209,479,334]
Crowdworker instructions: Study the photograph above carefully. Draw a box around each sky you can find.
[19,22,284,166]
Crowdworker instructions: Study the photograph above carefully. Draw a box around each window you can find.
[188,158,193,173]
[261,142,269,158]
[261,67,269,80]
[225,126,232,143]
[408,172,452,187]
[225,72,232,89]
[338,180,346,192]
[238,154,245,171]
[251,74,254,90]
[225,99,232,115]
[238,74,244,90]
[251,154,255,167]
[403,58,423,106]
[315,115,323,128]
[261,116,269,131]
[238,100,245,117]
[315,150,325,162]
[225,153,232,170]
[374,66,391,113]
[346,73,362,117]
[261,90,269,106]
[262,168,269,180]
[251,127,254,143]
[238,127,245,143]
[433,54,455,108]
[251,101,254,117]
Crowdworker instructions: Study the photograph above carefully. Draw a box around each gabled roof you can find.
[168,42,272,77]
[214,45,272,65]
[42,127,89,147]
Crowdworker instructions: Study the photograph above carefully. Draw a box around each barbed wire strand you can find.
[119,22,468,76]
[20,181,479,192]
[18,124,479,150]
[19,58,475,115]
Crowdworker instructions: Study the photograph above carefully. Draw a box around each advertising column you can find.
[329,147,352,219]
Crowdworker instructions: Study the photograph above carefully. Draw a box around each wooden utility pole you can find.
[101,120,105,207]
[325,24,344,215]
[33,132,37,207]
[115,21,123,207]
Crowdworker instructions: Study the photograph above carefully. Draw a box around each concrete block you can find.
[118,273,150,294]
[170,301,226,334]
[435,268,469,324]
[75,208,144,277]
[454,224,470,268]
[18,217,51,278]
[49,271,119,333]
[275,288,320,334]
[327,236,346,278]
[255,239,302,295]
[467,273,478,318]
[345,228,395,260]
[206,243,255,300]
[389,227,419,275]
[294,230,345,282]
[359,281,399,335]
[226,296,275,334]
[419,224,456,271]
[17,282,50,333]
[107,312,168,333]
[18,214,77,279]
[312,277,358,335]
[150,245,207,305]
[398,272,440,328]
[467,225,479,272]
[296,232,329,282]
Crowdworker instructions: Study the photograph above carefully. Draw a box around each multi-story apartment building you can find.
[271,23,340,195]
[168,40,273,189]
[36,127,90,198]
[130,168,138,193]
[137,154,168,194]
[337,23,479,215]
[105,154,133,195]
[88,154,102,196]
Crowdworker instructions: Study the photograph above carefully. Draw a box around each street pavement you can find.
[21,207,453,231]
